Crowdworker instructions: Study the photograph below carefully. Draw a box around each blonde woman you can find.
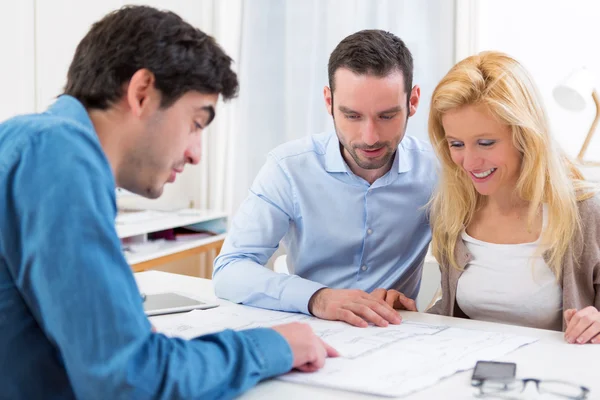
[376,51,600,344]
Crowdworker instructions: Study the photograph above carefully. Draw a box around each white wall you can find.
[0,1,35,122]
[471,0,600,162]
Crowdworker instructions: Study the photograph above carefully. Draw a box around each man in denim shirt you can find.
[0,6,336,399]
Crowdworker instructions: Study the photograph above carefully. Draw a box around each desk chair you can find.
[273,255,289,274]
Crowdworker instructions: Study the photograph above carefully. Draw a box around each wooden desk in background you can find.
[116,209,227,275]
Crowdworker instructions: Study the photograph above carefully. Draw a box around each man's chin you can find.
[146,185,165,199]
[355,157,392,170]
[351,149,394,169]
[121,185,164,199]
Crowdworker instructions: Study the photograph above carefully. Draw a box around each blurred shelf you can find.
[116,209,227,239]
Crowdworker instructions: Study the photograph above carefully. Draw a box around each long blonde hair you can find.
[428,51,594,278]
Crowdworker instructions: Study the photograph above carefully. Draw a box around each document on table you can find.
[150,304,537,397]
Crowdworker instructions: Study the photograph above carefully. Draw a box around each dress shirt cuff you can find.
[242,328,293,379]
[280,277,327,315]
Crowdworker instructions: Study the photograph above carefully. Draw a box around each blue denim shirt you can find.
[0,96,292,399]
[213,132,437,314]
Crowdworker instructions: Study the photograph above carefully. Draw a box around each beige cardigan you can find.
[427,196,600,331]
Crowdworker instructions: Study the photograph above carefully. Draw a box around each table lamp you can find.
[553,67,600,166]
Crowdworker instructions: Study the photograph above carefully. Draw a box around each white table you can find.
[135,271,598,399]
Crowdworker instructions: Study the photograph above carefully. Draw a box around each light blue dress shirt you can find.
[213,132,437,314]
[0,96,293,399]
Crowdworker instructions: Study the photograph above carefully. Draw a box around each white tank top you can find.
[456,205,563,331]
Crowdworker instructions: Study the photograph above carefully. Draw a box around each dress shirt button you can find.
[361,265,367,271]
[367,229,373,235]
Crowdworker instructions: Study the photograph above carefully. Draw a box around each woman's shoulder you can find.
[576,192,600,250]
[577,192,600,219]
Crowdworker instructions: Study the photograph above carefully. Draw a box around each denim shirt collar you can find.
[46,95,96,136]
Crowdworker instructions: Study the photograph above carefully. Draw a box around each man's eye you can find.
[194,122,204,131]
[380,114,396,120]
[344,114,360,120]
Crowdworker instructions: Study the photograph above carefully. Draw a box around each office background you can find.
[1,0,599,305]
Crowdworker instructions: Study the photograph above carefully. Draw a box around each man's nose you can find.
[361,118,380,146]
[185,136,202,165]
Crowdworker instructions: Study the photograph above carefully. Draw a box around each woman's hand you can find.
[564,306,600,344]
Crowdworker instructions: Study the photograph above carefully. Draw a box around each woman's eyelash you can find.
[447,140,495,147]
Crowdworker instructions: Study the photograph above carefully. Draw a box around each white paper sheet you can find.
[151,304,537,397]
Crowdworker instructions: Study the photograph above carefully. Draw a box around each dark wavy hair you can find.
[64,5,238,109]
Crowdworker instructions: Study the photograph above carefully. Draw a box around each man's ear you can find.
[408,85,421,117]
[324,86,333,116]
[126,69,156,118]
